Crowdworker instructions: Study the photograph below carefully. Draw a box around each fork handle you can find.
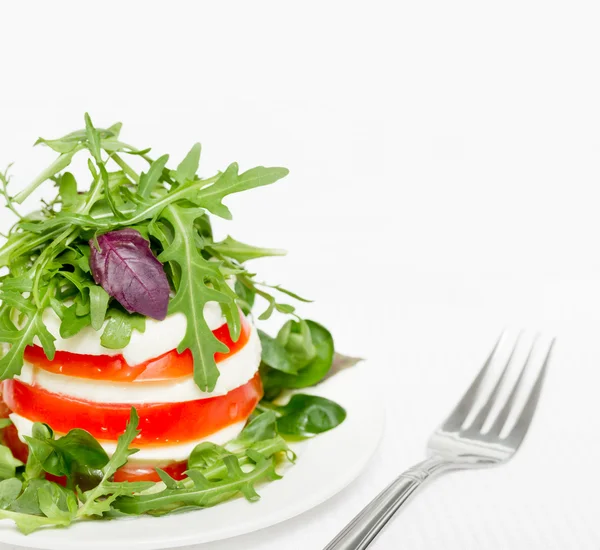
[323,456,450,550]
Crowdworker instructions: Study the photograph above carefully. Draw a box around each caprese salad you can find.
[0,115,353,533]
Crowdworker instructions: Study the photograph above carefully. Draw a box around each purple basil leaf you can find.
[89,228,170,320]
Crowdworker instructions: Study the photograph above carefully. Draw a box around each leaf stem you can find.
[111,154,140,183]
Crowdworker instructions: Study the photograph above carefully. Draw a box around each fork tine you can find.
[502,338,554,447]
[440,331,505,432]
[465,332,523,433]
[487,336,538,436]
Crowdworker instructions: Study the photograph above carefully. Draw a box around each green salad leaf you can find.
[0,115,293,390]
[260,320,335,398]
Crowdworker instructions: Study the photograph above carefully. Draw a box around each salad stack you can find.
[0,115,352,533]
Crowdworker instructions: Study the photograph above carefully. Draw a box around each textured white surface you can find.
[1,1,600,548]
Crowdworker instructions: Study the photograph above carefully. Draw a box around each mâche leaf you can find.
[0,445,23,480]
[274,395,347,437]
[260,320,334,398]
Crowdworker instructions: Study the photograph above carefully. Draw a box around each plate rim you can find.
[0,364,385,550]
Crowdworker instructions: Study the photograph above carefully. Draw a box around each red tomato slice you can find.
[22,314,251,382]
[2,373,262,445]
[1,423,28,463]
[113,460,188,482]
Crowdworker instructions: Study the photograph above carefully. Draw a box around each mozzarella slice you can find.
[9,413,246,463]
[17,325,262,403]
[33,305,226,365]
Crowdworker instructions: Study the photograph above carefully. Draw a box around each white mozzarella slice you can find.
[9,413,246,463]
[17,324,262,403]
[33,305,226,365]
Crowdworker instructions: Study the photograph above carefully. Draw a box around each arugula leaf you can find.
[188,442,231,470]
[0,291,56,380]
[138,154,169,198]
[58,172,78,208]
[100,308,145,349]
[158,205,230,391]
[88,285,110,331]
[114,454,279,515]
[209,236,286,263]
[234,279,255,315]
[84,113,102,164]
[174,143,201,185]
[196,163,289,219]
[59,303,91,339]
[13,147,83,204]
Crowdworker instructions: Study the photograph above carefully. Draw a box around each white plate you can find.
[0,364,384,550]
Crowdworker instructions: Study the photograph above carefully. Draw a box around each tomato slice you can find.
[2,373,262,445]
[113,460,188,482]
[1,424,28,463]
[22,314,251,382]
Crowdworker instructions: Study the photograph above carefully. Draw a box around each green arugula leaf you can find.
[84,113,102,164]
[114,454,279,515]
[58,172,78,207]
[138,154,169,198]
[209,236,286,263]
[0,292,56,381]
[188,442,231,470]
[158,205,230,391]
[59,303,91,339]
[196,163,289,219]
[100,308,145,349]
[174,143,201,185]
[88,285,110,331]
[14,146,83,204]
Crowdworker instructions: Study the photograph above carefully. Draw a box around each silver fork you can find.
[324,332,555,550]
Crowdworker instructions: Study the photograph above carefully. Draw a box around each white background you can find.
[1,1,599,548]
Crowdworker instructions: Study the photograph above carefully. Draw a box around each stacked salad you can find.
[0,115,355,533]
